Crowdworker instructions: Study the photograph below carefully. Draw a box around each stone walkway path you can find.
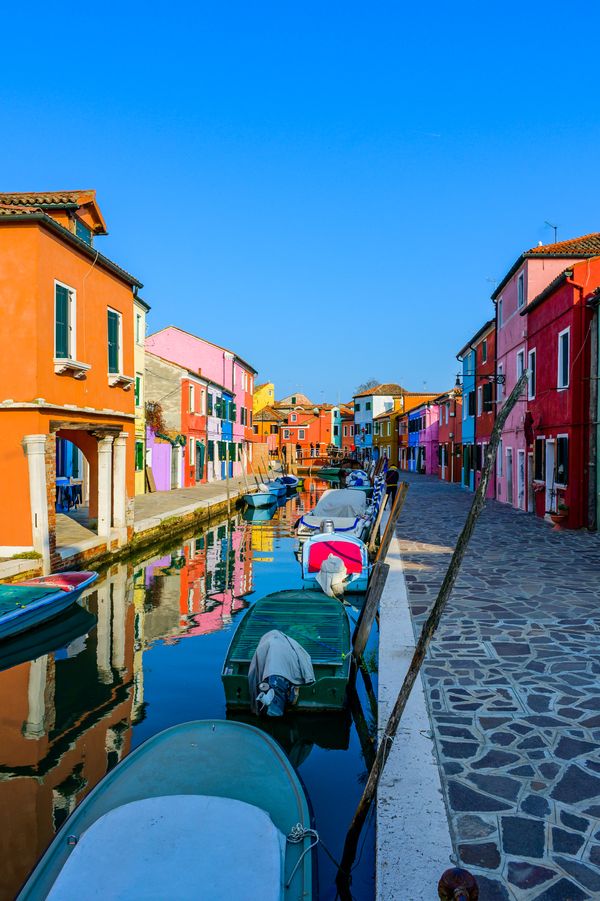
[133,475,247,523]
[395,472,600,900]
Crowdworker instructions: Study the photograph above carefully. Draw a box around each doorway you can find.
[545,440,556,512]
[506,448,513,505]
[527,452,534,513]
[517,450,525,510]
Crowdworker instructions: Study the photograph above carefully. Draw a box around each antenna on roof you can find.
[485,277,498,288]
[545,220,558,243]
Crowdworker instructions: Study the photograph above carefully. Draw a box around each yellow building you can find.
[373,392,442,464]
[253,381,275,414]
[134,296,150,494]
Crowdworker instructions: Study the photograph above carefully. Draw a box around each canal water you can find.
[0,479,377,901]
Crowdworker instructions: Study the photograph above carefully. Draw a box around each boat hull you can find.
[244,491,276,508]
[0,572,97,641]
[301,533,370,594]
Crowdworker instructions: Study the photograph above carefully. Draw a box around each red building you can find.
[522,256,600,529]
[277,402,334,460]
[340,404,355,453]
[473,320,496,498]
[434,390,462,483]
[182,377,208,486]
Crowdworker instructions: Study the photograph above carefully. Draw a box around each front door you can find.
[506,448,513,505]
[170,445,179,489]
[527,452,534,513]
[196,441,204,482]
[517,450,525,510]
[545,440,556,512]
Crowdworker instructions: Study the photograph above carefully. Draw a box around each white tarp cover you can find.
[47,795,285,901]
[316,554,347,597]
[312,488,367,519]
[249,630,315,713]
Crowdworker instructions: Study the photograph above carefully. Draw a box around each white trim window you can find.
[527,349,536,399]
[107,308,123,374]
[298,429,305,439]
[482,338,488,364]
[516,348,525,380]
[283,428,290,439]
[189,436,195,466]
[55,280,77,359]
[517,272,525,309]
[189,384,195,413]
[498,297,503,328]
[477,386,483,416]
[290,413,297,422]
[497,363,504,401]
[558,327,570,389]
[497,438,503,477]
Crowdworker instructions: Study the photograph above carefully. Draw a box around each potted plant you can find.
[550,503,569,527]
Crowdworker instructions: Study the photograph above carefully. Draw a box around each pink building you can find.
[492,234,600,511]
[408,402,440,475]
[146,327,257,476]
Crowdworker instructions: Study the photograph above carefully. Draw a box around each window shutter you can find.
[231,402,237,421]
[208,440,214,462]
[55,285,69,358]
[107,310,120,373]
[207,394,213,415]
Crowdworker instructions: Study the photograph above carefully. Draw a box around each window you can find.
[135,313,142,344]
[467,391,475,417]
[516,348,525,379]
[253,425,258,435]
[534,437,545,480]
[207,393,213,415]
[135,374,142,407]
[355,403,360,412]
[497,439,503,477]
[298,429,305,439]
[374,422,380,435]
[55,282,76,359]
[291,396,297,404]
[482,339,488,363]
[107,309,122,374]
[498,298,503,328]
[497,364,504,401]
[366,401,371,411]
[208,440,214,462]
[365,423,372,435]
[445,402,450,424]
[189,437,195,466]
[558,328,570,389]
[283,429,290,439]
[483,382,493,413]
[75,219,92,245]
[135,440,144,472]
[290,413,297,422]
[528,349,536,399]
[476,443,482,470]
[556,436,569,485]
[333,425,339,436]
[189,384,195,412]
[477,386,483,416]
[517,272,525,309]
[343,425,347,437]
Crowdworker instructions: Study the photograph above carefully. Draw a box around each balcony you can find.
[108,373,135,390]
[54,358,91,380]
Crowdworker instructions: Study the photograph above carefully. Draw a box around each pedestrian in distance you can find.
[296,443,302,462]
[385,465,400,505]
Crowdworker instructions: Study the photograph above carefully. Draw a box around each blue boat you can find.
[266,479,287,497]
[0,604,97,673]
[18,720,314,901]
[0,571,97,641]
[244,490,277,508]
[282,474,299,491]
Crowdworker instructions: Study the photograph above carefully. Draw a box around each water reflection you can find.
[0,482,376,901]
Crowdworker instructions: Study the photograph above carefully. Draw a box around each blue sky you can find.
[3,2,600,402]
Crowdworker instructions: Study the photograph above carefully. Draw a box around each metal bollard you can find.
[438,867,479,900]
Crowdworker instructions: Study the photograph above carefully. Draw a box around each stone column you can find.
[112,432,128,545]
[110,566,128,674]
[23,434,51,574]
[97,435,114,538]
[23,655,48,739]
[96,581,113,684]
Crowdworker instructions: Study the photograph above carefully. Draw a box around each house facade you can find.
[341,406,355,453]
[435,390,462,483]
[473,320,496,498]
[353,384,406,459]
[0,190,140,571]
[253,382,275,414]
[493,234,600,512]
[145,326,257,478]
[523,257,600,528]
[457,339,476,490]
[133,296,151,495]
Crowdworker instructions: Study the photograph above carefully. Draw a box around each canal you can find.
[0,480,377,901]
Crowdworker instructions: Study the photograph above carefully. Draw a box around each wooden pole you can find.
[337,372,528,889]
[241,449,251,492]
[374,482,408,564]
[367,493,389,556]
[352,561,390,662]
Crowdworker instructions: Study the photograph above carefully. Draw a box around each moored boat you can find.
[301,532,370,595]
[265,478,287,497]
[316,465,340,478]
[18,720,314,901]
[223,589,351,712]
[244,489,277,508]
[296,488,370,540]
[0,604,97,673]
[0,571,98,641]
[282,474,299,491]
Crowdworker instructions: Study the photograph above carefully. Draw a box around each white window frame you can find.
[517,272,525,309]
[498,297,503,328]
[516,348,525,380]
[497,438,503,477]
[477,385,483,416]
[107,306,123,374]
[298,429,305,439]
[135,312,143,345]
[189,436,195,466]
[497,363,504,401]
[482,338,488,364]
[557,327,570,390]
[290,413,297,422]
[54,279,77,360]
[445,403,449,425]
[555,432,569,487]
[527,348,536,400]
[189,384,195,413]
[283,428,290,439]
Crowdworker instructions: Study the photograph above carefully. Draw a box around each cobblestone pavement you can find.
[395,472,600,900]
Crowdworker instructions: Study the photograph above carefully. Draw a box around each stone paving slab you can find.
[396,473,600,901]
[133,476,247,525]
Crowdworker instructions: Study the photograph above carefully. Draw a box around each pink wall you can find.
[495,258,573,510]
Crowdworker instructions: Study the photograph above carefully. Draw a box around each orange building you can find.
[0,191,142,572]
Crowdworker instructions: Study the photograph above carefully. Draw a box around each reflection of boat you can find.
[0,604,97,673]
[0,572,98,640]
[242,503,277,522]
[223,590,351,712]
[243,490,275,508]
[19,720,314,901]
[228,709,351,767]
[301,532,370,594]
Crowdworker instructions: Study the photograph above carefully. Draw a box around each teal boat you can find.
[316,465,341,478]
[0,604,97,673]
[18,720,314,901]
[0,572,97,640]
[223,590,351,712]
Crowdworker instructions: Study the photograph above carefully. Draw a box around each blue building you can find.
[407,408,422,472]
[221,389,234,478]
[457,340,476,490]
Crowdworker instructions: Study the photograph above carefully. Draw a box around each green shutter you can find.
[207,394,213,415]
[215,398,221,418]
[107,310,120,373]
[197,441,205,475]
[231,402,237,422]
[135,440,144,471]
[208,440,214,462]
[135,376,141,406]
[55,285,69,359]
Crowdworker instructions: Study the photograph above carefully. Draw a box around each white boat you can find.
[18,720,314,901]
[301,532,370,595]
[296,488,370,540]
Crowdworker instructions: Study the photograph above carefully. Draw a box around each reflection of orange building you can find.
[0,191,142,570]
[0,565,137,899]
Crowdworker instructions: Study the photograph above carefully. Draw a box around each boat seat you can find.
[301,515,360,532]
[308,540,363,574]
[47,795,285,900]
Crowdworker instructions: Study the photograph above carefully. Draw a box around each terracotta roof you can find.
[254,406,285,422]
[492,233,600,300]
[0,190,108,234]
[354,383,406,398]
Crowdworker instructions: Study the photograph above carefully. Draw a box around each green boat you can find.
[316,465,341,478]
[223,590,351,712]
